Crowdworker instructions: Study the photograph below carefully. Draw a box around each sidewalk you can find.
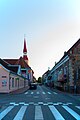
[54,88,80,102]
[47,85,80,102]
[10,86,29,94]
[72,94,80,101]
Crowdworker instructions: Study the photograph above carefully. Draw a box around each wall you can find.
[50,55,69,90]
[0,66,9,93]
[0,65,28,93]
[50,40,80,93]
[9,73,25,92]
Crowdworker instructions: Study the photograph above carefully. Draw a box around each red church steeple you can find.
[23,38,27,53]
[23,38,28,64]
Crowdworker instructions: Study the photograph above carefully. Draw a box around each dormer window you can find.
[70,50,72,54]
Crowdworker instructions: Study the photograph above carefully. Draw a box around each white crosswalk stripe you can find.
[62,105,80,120]
[76,106,80,110]
[24,91,28,94]
[42,92,46,94]
[13,106,27,120]
[37,92,39,94]
[49,105,65,120]
[31,92,34,94]
[53,92,58,94]
[47,92,51,94]
[35,106,44,120]
[0,104,80,120]
[0,106,14,119]
[24,91,58,95]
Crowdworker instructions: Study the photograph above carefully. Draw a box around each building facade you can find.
[44,39,80,93]
[0,38,34,93]
[0,59,26,93]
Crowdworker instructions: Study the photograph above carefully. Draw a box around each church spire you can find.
[23,37,28,64]
[23,38,27,53]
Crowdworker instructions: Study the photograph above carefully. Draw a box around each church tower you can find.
[23,38,28,64]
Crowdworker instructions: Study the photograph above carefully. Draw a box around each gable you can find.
[0,64,10,73]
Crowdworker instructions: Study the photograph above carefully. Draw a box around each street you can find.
[0,85,80,120]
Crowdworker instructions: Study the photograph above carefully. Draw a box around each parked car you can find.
[29,83,37,90]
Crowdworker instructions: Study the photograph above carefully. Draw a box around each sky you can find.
[0,0,80,79]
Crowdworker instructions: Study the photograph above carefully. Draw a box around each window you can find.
[2,76,7,78]
[70,50,72,54]
[2,80,7,87]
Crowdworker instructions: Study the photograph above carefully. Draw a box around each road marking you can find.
[10,102,15,105]
[63,103,72,106]
[53,92,58,95]
[49,105,65,120]
[9,102,73,106]
[57,102,62,105]
[35,106,44,120]
[47,92,51,94]
[34,103,38,106]
[53,102,63,105]
[19,102,25,105]
[0,106,14,119]
[76,106,80,110]
[42,92,46,94]
[43,103,48,105]
[24,103,29,106]
[31,92,34,94]
[9,102,74,106]
[0,104,80,119]
[10,102,19,106]
[29,102,34,105]
[24,91,28,94]
[13,106,27,120]
[47,102,53,105]
[38,102,43,105]
[37,92,39,94]
[62,105,80,120]
[25,91,58,95]
[53,103,59,106]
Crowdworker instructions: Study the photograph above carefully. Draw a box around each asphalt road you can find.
[0,85,80,120]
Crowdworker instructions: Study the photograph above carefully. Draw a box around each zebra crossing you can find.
[9,102,73,106]
[0,103,80,120]
[24,91,58,95]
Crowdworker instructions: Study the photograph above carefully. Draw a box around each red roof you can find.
[3,59,18,65]
[23,55,28,60]
[0,59,19,73]
[4,57,30,69]
[16,56,30,68]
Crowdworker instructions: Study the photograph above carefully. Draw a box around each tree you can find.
[37,77,42,83]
